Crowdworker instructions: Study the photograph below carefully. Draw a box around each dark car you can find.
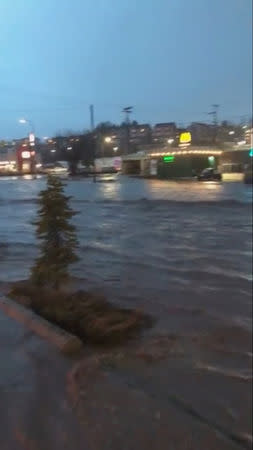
[197,168,222,181]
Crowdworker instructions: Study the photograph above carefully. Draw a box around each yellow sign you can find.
[180,132,191,144]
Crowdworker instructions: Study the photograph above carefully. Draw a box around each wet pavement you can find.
[0,307,252,450]
[0,309,86,450]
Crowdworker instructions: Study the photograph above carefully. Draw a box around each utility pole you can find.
[89,104,95,131]
[208,104,219,125]
[122,106,133,154]
[212,104,219,127]
[208,104,220,144]
[89,104,97,182]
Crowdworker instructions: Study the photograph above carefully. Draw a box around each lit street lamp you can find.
[18,118,35,134]
[104,136,112,144]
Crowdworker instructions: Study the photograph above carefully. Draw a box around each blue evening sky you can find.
[0,0,252,138]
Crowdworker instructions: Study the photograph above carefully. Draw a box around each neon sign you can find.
[163,155,175,163]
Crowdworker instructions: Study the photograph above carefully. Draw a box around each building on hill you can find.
[129,124,151,146]
[189,122,214,146]
[152,122,177,145]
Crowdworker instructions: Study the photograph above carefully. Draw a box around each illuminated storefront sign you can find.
[179,132,191,144]
[29,133,35,146]
[163,155,175,163]
[21,151,31,159]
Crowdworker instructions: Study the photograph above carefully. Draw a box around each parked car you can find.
[42,162,68,174]
[197,168,222,181]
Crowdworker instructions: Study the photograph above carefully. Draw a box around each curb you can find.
[0,297,83,355]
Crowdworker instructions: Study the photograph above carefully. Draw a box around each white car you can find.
[42,162,69,174]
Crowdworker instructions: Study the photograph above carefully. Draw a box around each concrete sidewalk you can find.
[0,310,86,450]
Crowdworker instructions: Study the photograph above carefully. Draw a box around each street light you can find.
[104,136,112,144]
[18,118,35,133]
[113,146,118,152]
[167,138,174,144]
[228,130,235,135]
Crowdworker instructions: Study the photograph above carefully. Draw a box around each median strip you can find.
[0,297,83,355]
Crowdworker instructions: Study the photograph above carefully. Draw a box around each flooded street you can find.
[0,176,251,329]
[0,176,252,449]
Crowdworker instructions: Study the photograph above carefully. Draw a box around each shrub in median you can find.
[31,175,79,289]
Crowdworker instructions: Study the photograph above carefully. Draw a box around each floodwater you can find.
[0,175,252,331]
[0,175,252,324]
[0,175,252,448]
[0,176,252,291]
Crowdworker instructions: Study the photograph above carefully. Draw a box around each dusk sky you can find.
[0,0,252,139]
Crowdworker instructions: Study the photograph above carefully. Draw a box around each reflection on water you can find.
[22,175,34,180]
[0,175,252,203]
[97,180,120,200]
[202,181,222,189]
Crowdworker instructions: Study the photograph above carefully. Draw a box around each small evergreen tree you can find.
[31,175,79,289]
